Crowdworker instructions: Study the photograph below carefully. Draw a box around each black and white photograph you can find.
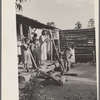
[2,0,99,100]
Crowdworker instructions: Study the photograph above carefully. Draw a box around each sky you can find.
[17,0,95,30]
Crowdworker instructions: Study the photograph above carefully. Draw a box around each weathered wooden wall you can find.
[59,28,96,63]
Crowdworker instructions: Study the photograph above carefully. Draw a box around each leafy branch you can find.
[15,0,30,11]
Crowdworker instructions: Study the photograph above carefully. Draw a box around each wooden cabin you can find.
[59,28,96,63]
[16,14,58,61]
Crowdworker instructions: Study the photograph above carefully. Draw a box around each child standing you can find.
[64,46,72,73]
[70,44,76,68]
[22,37,31,72]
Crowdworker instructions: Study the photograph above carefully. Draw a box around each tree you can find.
[15,0,29,11]
[47,22,55,27]
[74,21,82,29]
[47,22,51,26]
[87,18,95,28]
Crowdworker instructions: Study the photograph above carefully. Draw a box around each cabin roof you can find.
[16,14,58,30]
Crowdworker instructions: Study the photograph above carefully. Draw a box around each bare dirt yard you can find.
[40,63,97,100]
[19,63,97,100]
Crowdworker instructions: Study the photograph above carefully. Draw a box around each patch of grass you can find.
[19,77,48,100]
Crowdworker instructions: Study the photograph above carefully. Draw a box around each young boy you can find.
[58,52,65,75]
[22,37,31,72]
[64,46,72,72]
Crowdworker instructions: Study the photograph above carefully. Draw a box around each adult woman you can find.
[39,30,47,62]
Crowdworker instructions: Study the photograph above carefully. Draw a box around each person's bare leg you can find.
[24,63,27,72]
[26,64,29,72]
[71,63,74,68]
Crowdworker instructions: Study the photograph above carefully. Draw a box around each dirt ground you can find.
[18,62,97,100]
[39,63,97,100]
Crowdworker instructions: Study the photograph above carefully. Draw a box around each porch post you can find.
[50,31,53,62]
[19,23,24,39]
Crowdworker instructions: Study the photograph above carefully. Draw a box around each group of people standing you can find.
[17,30,50,72]
[17,30,76,73]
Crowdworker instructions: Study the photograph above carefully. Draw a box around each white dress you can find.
[40,35,47,61]
[70,48,75,63]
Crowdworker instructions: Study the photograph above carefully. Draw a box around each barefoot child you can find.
[64,46,72,72]
[22,37,31,72]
